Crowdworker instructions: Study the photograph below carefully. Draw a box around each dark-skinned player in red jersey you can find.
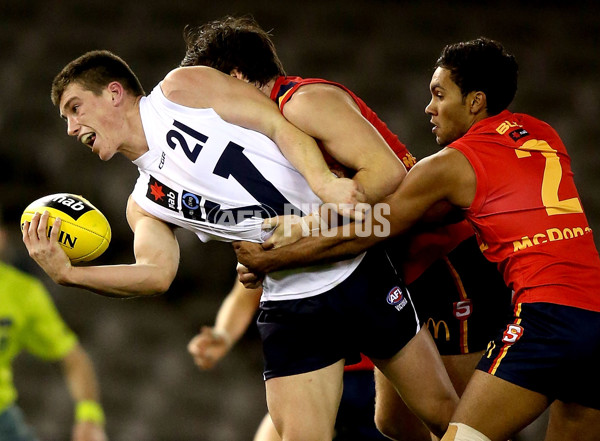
[235,37,600,441]
[183,17,512,441]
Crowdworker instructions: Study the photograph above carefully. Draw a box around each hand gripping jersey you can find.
[271,76,474,283]
[450,110,600,311]
[131,85,364,301]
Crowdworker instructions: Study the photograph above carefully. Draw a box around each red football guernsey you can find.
[271,76,474,283]
[451,110,600,311]
[271,76,416,169]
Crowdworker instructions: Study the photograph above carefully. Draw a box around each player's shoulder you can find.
[161,66,227,101]
[428,147,470,169]
[293,81,349,101]
[414,148,474,189]
[424,148,476,208]
[163,65,223,84]
[285,81,356,118]
[516,112,558,134]
[481,111,554,136]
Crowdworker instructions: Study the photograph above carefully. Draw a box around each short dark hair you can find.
[435,37,518,115]
[51,50,145,106]
[180,15,285,87]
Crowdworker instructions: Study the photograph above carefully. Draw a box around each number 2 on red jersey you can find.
[514,139,582,216]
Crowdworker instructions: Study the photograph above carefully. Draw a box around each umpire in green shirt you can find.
[0,219,107,441]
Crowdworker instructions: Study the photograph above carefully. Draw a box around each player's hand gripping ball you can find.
[21,193,111,263]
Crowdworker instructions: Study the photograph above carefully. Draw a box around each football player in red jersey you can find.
[234,37,600,441]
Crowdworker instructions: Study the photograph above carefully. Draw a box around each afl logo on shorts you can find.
[387,286,408,311]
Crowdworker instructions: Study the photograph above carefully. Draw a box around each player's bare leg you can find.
[374,370,432,440]
[441,352,483,396]
[444,370,550,441]
[544,400,600,441]
[372,327,458,438]
[265,360,344,441]
[374,350,483,441]
[254,413,281,441]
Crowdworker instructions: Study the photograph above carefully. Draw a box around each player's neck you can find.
[258,78,276,97]
[120,96,149,161]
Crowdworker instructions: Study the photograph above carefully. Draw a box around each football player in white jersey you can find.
[23,50,457,440]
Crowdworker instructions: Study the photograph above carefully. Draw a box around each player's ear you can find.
[107,81,125,105]
[230,69,249,83]
[469,91,486,114]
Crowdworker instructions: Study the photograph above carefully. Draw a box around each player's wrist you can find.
[56,261,75,286]
[311,209,325,232]
[75,400,105,425]
[212,329,233,349]
[299,211,322,237]
[312,172,337,200]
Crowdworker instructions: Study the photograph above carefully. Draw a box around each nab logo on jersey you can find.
[387,286,408,311]
[509,128,530,142]
[147,176,178,212]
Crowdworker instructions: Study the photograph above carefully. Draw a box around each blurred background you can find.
[1,0,598,440]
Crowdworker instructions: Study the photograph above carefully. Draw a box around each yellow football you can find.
[21,193,111,263]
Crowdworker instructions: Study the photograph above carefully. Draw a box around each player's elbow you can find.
[134,263,177,296]
[384,164,406,196]
[148,269,176,295]
[363,160,406,204]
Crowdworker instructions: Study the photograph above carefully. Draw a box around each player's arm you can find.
[188,277,261,370]
[259,84,407,249]
[234,148,476,274]
[22,197,180,298]
[61,344,108,441]
[282,83,406,205]
[161,67,365,210]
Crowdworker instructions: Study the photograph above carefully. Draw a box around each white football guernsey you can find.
[131,84,365,301]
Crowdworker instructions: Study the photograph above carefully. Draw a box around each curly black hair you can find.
[436,37,518,115]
